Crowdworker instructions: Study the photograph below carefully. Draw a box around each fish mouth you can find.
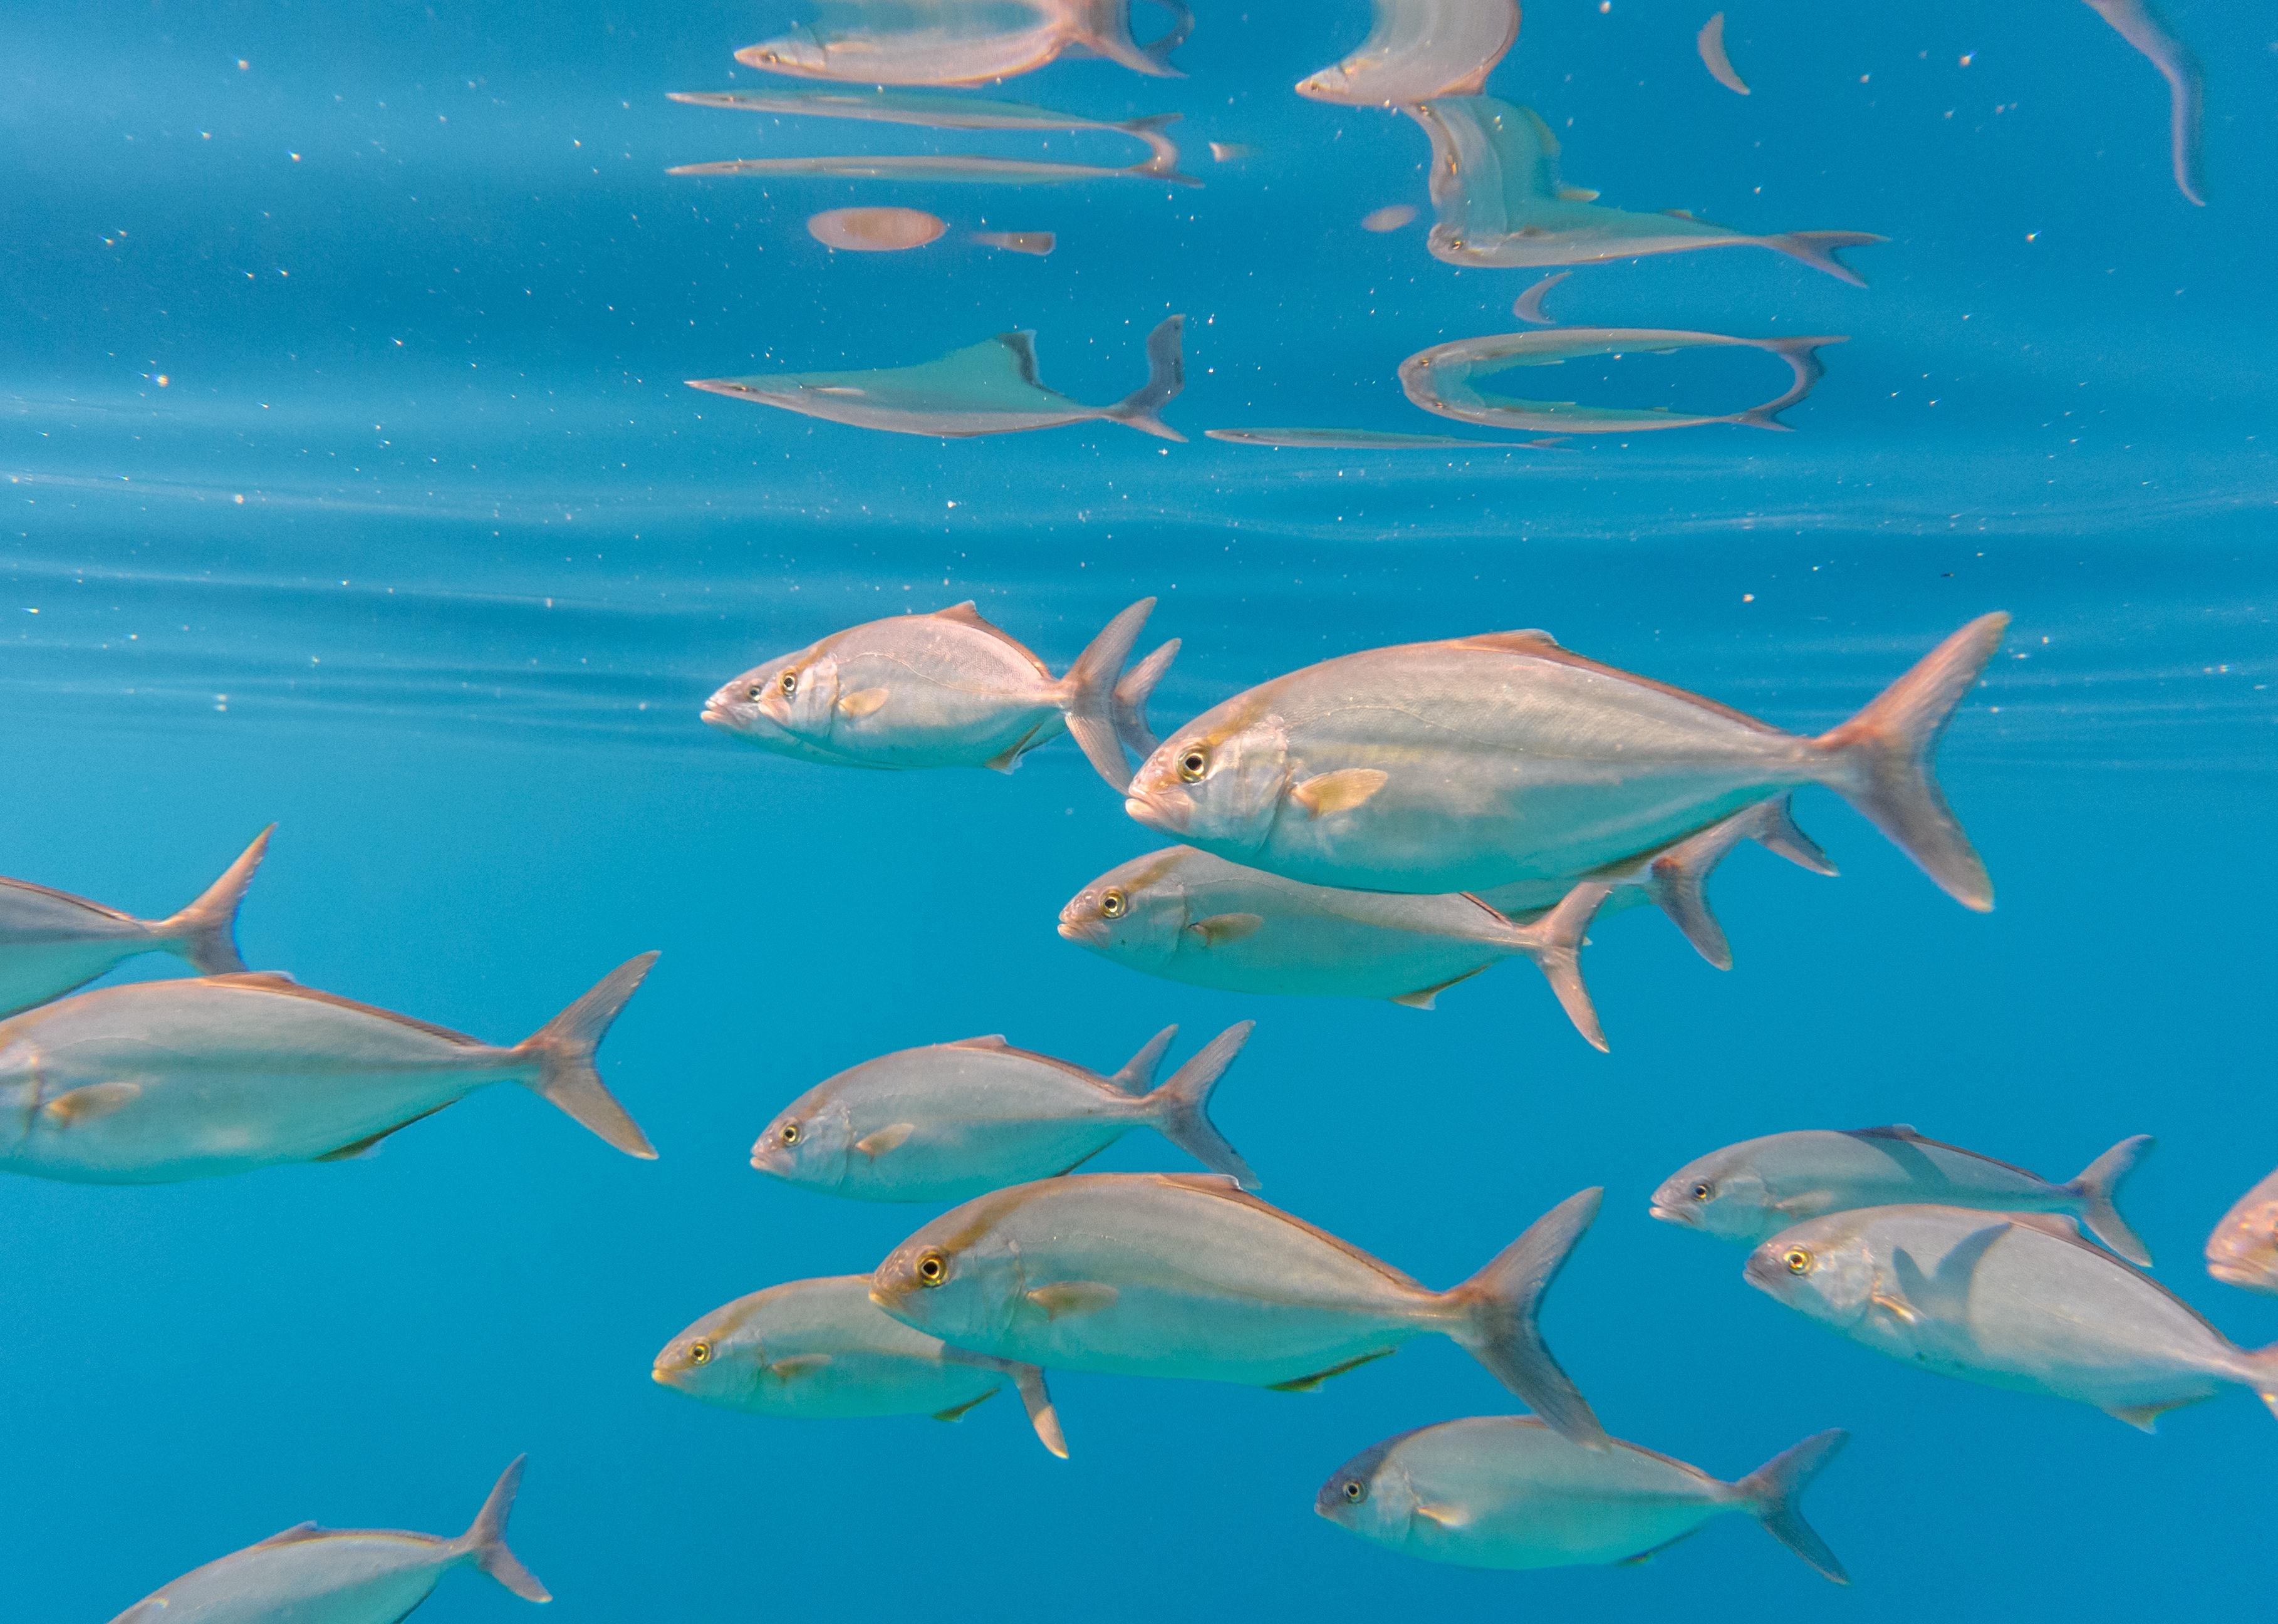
[1646,1203,1692,1226]
[1125,794,1178,833]
[700,700,732,729]
[1055,907,1105,946]
[2206,1256,2262,1287]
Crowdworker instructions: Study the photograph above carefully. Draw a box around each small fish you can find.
[752,1023,1257,1200]
[2205,1167,2278,1293]
[1406,96,1882,283]
[700,598,1168,790]
[1204,427,1513,449]
[1653,1127,2153,1263]
[105,1458,547,1622]
[736,0,1192,85]
[687,315,1186,442]
[808,206,946,250]
[1126,615,2005,905]
[668,87,1180,152]
[0,955,657,1184]
[1296,0,1519,107]
[872,1175,1611,1446]
[0,826,270,1019]
[1399,325,1844,434]
[1696,12,1750,95]
[652,1274,1068,1457]
[1360,204,1418,232]
[2081,0,2203,205]
[1750,1205,2278,1430]
[974,230,1056,255]
[1318,1418,1848,1581]
[669,146,1197,187]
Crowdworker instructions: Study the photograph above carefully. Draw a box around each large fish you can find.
[653,1274,1068,1457]
[1294,0,1519,107]
[0,827,271,1018]
[752,1023,1257,1200]
[736,0,1192,85]
[668,147,1195,186]
[1653,1127,2153,1263]
[1125,615,2006,905]
[699,598,1170,791]
[668,88,1181,150]
[873,1175,1610,1445]
[105,1457,547,1621]
[2081,0,2203,206]
[1406,96,1881,283]
[687,316,1185,442]
[1317,1417,1848,1581]
[2205,1166,2278,1294]
[0,956,658,1184]
[1749,1205,2278,1430]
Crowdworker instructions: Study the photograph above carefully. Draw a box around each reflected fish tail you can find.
[1471,881,1613,1050]
[2064,1134,2155,1266]
[1440,1187,1609,1449]
[456,1457,551,1602]
[1759,230,1885,286]
[1145,1020,1258,1188]
[1072,0,1190,77]
[1811,612,2008,911]
[157,825,275,975]
[514,952,661,1158]
[1061,596,1158,790]
[1111,638,1179,759]
[1734,1429,1851,1584]
[1721,336,1845,432]
[1104,314,1187,440]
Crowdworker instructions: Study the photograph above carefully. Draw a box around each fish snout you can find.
[1125,786,1190,835]
[1647,1202,1693,1227]
[1056,899,1106,946]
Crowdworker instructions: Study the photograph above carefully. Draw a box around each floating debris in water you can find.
[1697,11,1750,94]
[807,206,946,251]
[1296,0,1519,106]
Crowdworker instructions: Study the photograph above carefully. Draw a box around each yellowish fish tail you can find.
[1441,1187,1610,1449]
[1062,597,1158,791]
[457,1456,551,1602]
[1811,612,2008,911]
[1761,230,1885,286]
[1734,1429,1851,1584]
[2064,1134,2155,1266]
[156,825,275,976]
[1144,1020,1259,1189]
[1476,882,1613,1050]
[1105,314,1187,440]
[516,952,661,1159]
[1111,638,1180,759]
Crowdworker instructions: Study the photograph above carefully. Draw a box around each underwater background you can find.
[3,0,2274,1616]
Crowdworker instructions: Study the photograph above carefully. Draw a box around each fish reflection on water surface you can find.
[736,0,1194,85]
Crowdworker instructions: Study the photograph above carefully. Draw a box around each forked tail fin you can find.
[1722,335,1846,431]
[1734,1430,1851,1584]
[1442,1187,1608,1448]
[1105,315,1187,440]
[157,825,275,974]
[1112,638,1179,759]
[1061,597,1157,791]
[1812,613,2008,910]
[2065,1134,2155,1267]
[459,1456,551,1603]
[515,953,660,1158]
[1762,230,1885,286]
[1106,1024,1178,1095]
[1470,882,1613,1051]
[1145,1021,1257,1189]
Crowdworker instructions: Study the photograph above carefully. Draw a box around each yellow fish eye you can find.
[1100,888,1128,920]
[689,1340,712,1366]
[1692,1182,1713,1202]
[779,1121,800,1146]
[1341,1479,1366,1503]
[778,669,799,697]
[916,1251,947,1286]
[1177,747,1209,783]
[1784,1247,1812,1275]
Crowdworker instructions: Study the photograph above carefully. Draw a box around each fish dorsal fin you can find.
[949,1034,1011,1050]
[1460,628,1562,653]
[929,600,1051,677]
[994,331,1042,388]
[254,1521,328,1548]
[1155,1171,1249,1195]
[202,975,488,1049]
[1853,1123,1922,1140]
[204,971,301,990]
[1151,1174,1425,1289]
[932,601,996,631]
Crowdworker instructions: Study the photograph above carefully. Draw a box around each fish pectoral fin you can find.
[252,1521,325,1548]
[2102,1398,2196,1433]
[836,687,890,719]
[1556,186,1599,202]
[1413,1501,1475,1530]
[1025,1282,1119,1320]
[1289,767,1388,818]
[855,1123,915,1159]
[1188,912,1263,947]
[1390,966,1490,1011]
[1265,1348,1395,1392]
[313,1104,452,1162]
[932,1388,999,1424]
[1867,1289,1920,1326]
[767,1353,833,1380]
[41,1081,142,1124]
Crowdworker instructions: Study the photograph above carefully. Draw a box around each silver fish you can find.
[1407,96,1882,283]
[1126,615,2006,906]
[1653,1127,2153,1264]
[1318,1418,1848,1581]
[873,1175,1611,1445]
[752,1023,1257,1200]
[2081,0,2203,206]
[106,1458,547,1622]
[1749,1205,2278,1430]
[668,147,1196,186]
[687,316,1185,442]
[736,0,1192,85]
[2205,1166,2278,1293]
[0,957,657,1184]
[652,1273,1067,1457]
[1295,0,1518,107]
[0,826,270,1018]
[700,598,1168,791]
[1399,325,1843,435]
[668,87,1180,153]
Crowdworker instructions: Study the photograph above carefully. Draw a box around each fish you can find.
[1125,614,2007,906]
[736,0,1193,85]
[1696,12,1750,95]
[2205,1167,2278,1293]
[1652,1127,2153,1263]
[1317,1418,1848,1581]
[0,826,271,1019]
[1361,204,1418,232]
[1203,427,1516,449]
[668,148,1197,186]
[652,1274,1068,1457]
[808,206,946,250]
[974,230,1056,255]
[1398,325,1844,434]
[751,1022,1257,1201]
[0,955,658,1184]
[2081,0,2203,205]
[105,1457,548,1621]
[1748,1205,2278,1430]
[1405,96,1882,283]
[872,1174,1611,1446]
[1296,0,1519,107]
[668,87,1181,153]
[699,597,1170,790]
[686,315,1187,442]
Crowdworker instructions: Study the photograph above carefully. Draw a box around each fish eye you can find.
[688,1340,712,1366]
[1783,1247,1812,1275]
[1692,1182,1714,1202]
[1177,747,1209,783]
[778,669,798,696]
[916,1251,946,1286]
[744,684,764,702]
[1341,1479,1366,1503]
[779,1121,800,1146]
[1100,888,1128,920]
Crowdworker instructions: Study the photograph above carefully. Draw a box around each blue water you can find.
[4,0,2275,1616]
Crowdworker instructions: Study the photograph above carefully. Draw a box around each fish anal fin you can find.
[41,1081,142,1124]
[1289,767,1388,817]
[1188,912,1262,947]
[1618,1528,1702,1566]
[837,687,890,719]
[1390,966,1490,1011]
[1265,1347,1395,1392]
[314,1104,451,1162]
[1026,1282,1119,1319]
[984,722,1048,773]
[932,1388,999,1423]
[2103,1397,2198,1432]
[855,1122,915,1159]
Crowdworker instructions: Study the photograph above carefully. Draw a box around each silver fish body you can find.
[735,0,1190,85]
[2205,1166,2278,1293]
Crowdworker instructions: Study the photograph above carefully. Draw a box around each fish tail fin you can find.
[1482,882,1612,1051]
[1722,336,1843,431]
[2064,1134,2155,1266]
[1748,791,1838,876]
[155,825,275,974]
[459,1456,551,1602]
[1146,1021,1258,1188]
[1735,1430,1851,1584]
[1441,1188,1608,1447]
[1106,1024,1179,1095]
[1762,230,1884,286]
[1722,401,1799,432]
[1009,1363,1069,1458]
[1111,638,1179,759]
[1106,315,1187,440]
[516,953,660,1158]
[1061,596,1157,789]
[1811,612,2007,910]
[1072,0,1187,76]
[1123,114,1202,185]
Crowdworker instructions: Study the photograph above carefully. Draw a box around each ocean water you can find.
[4,0,2275,1616]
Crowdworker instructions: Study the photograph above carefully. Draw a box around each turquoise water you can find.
[5,0,2275,1616]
